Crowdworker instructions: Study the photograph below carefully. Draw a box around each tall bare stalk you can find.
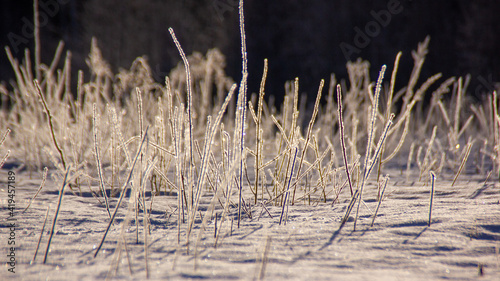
[291,79,324,204]
[236,0,249,228]
[93,103,111,217]
[253,59,268,203]
[337,84,354,197]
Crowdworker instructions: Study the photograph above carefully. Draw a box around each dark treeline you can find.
[1,0,499,106]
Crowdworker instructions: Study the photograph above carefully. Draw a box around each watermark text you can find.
[6,171,16,273]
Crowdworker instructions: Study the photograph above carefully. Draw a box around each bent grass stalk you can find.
[169,27,195,224]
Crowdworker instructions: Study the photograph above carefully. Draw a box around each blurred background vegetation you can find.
[1,0,499,107]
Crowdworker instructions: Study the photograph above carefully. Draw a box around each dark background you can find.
[1,0,499,106]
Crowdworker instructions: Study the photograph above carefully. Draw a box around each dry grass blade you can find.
[366,114,395,178]
[0,128,11,147]
[291,79,324,204]
[370,175,389,227]
[254,58,268,203]
[385,52,402,117]
[337,84,354,196]
[34,79,67,170]
[23,167,48,213]
[110,105,131,166]
[279,147,298,225]
[339,189,360,228]
[172,106,184,244]
[94,127,149,258]
[382,115,410,163]
[353,65,387,231]
[419,126,437,181]
[187,84,236,241]
[93,103,111,217]
[429,171,436,226]
[271,115,293,148]
[168,27,195,212]
[451,140,473,187]
[43,165,71,264]
[32,206,50,264]
[214,149,244,248]
[141,159,157,279]
[0,150,10,169]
